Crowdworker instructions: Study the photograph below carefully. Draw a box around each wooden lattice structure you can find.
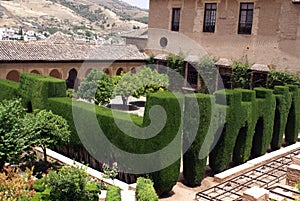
[215,58,233,90]
[250,64,270,89]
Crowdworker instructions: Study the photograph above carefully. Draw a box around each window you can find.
[238,3,254,34]
[171,8,181,32]
[203,3,217,32]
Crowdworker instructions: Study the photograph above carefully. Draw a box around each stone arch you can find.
[130,68,137,74]
[6,70,20,82]
[66,68,78,89]
[85,68,93,77]
[30,70,40,74]
[49,69,62,79]
[104,68,110,76]
[116,68,124,76]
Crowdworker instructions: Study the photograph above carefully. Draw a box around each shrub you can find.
[0,99,32,168]
[106,185,121,201]
[136,177,158,201]
[0,166,35,200]
[267,70,300,88]
[166,54,184,75]
[183,93,214,186]
[232,61,251,89]
[19,73,66,110]
[0,78,19,101]
[198,57,216,93]
[271,86,292,150]
[45,165,100,201]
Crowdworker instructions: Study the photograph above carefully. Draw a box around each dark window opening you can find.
[203,3,217,32]
[238,3,254,35]
[171,8,181,32]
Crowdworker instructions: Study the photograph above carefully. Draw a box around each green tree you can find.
[23,110,70,163]
[198,57,216,93]
[78,69,115,106]
[0,99,31,169]
[232,61,251,89]
[114,67,169,105]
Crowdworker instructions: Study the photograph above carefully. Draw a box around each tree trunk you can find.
[122,96,128,105]
[42,147,47,164]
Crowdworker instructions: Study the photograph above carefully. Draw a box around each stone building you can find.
[147,0,300,73]
[0,32,148,88]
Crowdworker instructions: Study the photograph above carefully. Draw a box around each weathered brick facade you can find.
[148,0,300,73]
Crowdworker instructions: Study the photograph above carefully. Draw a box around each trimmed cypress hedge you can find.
[285,85,300,145]
[136,177,158,201]
[145,92,183,196]
[251,88,276,157]
[271,86,292,150]
[183,93,213,187]
[232,89,257,165]
[210,90,245,173]
[19,73,66,110]
[0,78,19,101]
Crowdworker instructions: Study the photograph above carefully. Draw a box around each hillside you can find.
[0,0,148,42]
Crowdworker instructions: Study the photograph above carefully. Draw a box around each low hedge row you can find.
[136,177,158,201]
[0,78,19,101]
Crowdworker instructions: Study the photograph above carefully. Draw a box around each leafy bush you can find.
[77,70,115,106]
[136,177,158,201]
[45,165,100,201]
[115,67,168,105]
[0,99,33,168]
[198,57,216,93]
[166,54,184,75]
[106,185,121,201]
[0,166,35,200]
[0,78,19,101]
[267,70,300,88]
[232,61,251,89]
[23,110,70,163]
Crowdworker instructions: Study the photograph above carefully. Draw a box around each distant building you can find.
[122,27,148,52]
[147,0,300,72]
[0,32,148,88]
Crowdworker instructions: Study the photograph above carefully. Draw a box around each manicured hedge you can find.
[19,73,66,110]
[251,88,276,157]
[106,185,121,201]
[0,78,19,101]
[210,90,245,173]
[183,93,213,187]
[271,86,292,150]
[285,85,300,145]
[136,177,158,201]
[145,92,183,195]
[232,89,257,165]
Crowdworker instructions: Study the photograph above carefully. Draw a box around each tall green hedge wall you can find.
[19,73,66,110]
[183,93,213,187]
[0,79,19,101]
[285,85,300,144]
[271,86,292,150]
[251,88,276,157]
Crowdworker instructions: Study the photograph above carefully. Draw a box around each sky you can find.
[121,0,149,9]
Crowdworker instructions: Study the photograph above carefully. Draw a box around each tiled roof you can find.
[0,40,148,61]
[121,28,148,39]
[250,64,270,72]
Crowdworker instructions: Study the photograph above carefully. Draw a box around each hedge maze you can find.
[0,73,300,192]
